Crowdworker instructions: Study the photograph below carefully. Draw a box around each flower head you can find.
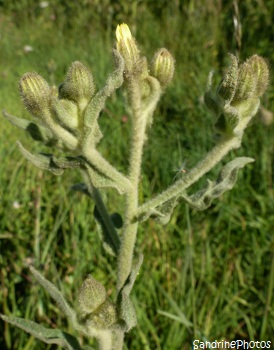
[59,61,95,110]
[151,48,175,88]
[19,72,51,116]
[116,24,140,74]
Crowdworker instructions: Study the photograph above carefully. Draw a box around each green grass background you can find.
[0,1,273,349]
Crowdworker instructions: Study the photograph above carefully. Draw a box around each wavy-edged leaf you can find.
[17,142,83,175]
[137,196,178,225]
[116,293,137,332]
[82,49,124,149]
[185,157,255,210]
[86,166,126,194]
[17,142,64,175]
[94,206,122,256]
[116,255,143,332]
[3,110,65,148]
[0,314,82,350]
[28,265,77,326]
[120,254,143,296]
[51,155,84,169]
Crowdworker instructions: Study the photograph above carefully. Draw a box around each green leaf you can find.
[0,314,82,350]
[71,183,121,256]
[137,196,178,225]
[120,254,143,296]
[82,49,124,150]
[3,110,65,148]
[86,166,126,194]
[94,206,122,256]
[28,265,78,326]
[185,157,255,210]
[116,292,137,332]
[17,142,83,175]
[17,142,64,175]
[116,255,143,332]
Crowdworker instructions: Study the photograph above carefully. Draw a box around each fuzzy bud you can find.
[59,61,95,109]
[87,299,118,329]
[116,24,140,74]
[233,61,255,102]
[246,55,269,97]
[19,72,51,116]
[78,275,107,316]
[217,54,238,102]
[52,98,79,131]
[233,55,269,103]
[151,48,175,88]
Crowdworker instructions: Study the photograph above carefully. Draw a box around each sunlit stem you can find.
[117,78,147,292]
[137,134,243,219]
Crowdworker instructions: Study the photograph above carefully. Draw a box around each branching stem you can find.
[137,134,242,219]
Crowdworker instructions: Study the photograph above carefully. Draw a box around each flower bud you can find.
[217,54,238,102]
[151,48,175,88]
[233,60,255,102]
[116,24,140,74]
[78,275,107,316]
[246,55,269,97]
[88,299,118,329]
[233,55,269,103]
[52,98,79,131]
[59,61,95,109]
[19,72,51,116]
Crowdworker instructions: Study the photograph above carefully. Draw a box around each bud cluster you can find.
[19,61,97,140]
[78,275,118,329]
[218,54,269,105]
[205,54,269,135]
[116,24,174,88]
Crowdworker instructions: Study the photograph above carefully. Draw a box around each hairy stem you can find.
[137,134,242,219]
[117,79,146,292]
[83,148,132,193]
[97,330,113,350]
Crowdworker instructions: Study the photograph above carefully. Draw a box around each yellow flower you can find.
[116,24,140,74]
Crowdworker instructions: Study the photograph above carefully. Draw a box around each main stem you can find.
[117,79,146,292]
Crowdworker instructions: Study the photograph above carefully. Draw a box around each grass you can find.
[0,1,274,349]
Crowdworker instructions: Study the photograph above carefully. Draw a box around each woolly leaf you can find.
[17,142,64,175]
[185,157,255,210]
[0,314,82,350]
[82,50,124,149]
[116,292,137,332]
[120,254,143,296]
[116,255,142,332]
[87,166,126,194]
[3,110,66,148]
[137,196,178,225]
[17,142,83,175]
[28,265,77,325]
